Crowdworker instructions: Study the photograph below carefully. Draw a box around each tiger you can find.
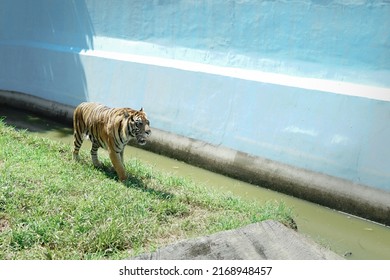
[72,102,151,181]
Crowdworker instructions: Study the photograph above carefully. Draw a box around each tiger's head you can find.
[128,108,151,145]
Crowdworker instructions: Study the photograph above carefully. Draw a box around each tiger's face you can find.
[131,108,151,145]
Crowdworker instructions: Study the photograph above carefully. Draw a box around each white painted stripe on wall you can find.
[81,49,390,102]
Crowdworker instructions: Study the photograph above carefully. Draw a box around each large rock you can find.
[132,220,342,260]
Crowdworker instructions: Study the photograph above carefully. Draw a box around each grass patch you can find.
[0,120,295,259]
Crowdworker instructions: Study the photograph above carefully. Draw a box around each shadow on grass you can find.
[99,164,175,201]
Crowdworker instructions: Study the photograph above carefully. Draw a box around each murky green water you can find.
[1,106,389,259]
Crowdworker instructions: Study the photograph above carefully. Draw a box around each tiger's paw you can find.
[72,152,80,161]
[92,160,103,169]
[119,175,128,183]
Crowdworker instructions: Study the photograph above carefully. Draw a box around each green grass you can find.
[0,120,295,259]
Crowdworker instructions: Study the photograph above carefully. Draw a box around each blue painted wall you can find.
[86,0,390,87]
[1,0,389,191]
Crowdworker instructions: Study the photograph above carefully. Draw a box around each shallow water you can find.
[1,106,390,259]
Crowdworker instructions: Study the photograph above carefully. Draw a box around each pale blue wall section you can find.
[0,0,389,190]
[84,0,390,87]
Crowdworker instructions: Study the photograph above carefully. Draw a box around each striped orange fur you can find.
[73,102,151,181]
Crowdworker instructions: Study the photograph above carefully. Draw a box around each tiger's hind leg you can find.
[73,128,85,161]
[73,108,86,161]
[90,140,102,168]
[120,150,125,165]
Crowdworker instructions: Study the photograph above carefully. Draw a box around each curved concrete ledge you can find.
[0,91,74,126]
[1,91,389,226]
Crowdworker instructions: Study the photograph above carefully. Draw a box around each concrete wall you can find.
[1,1,389,194]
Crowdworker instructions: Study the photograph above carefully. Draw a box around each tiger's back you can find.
[72,102,151,181]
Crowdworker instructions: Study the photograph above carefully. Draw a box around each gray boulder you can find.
[132,220,342,260]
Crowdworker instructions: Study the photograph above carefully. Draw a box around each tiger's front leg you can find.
[108,148,127,182]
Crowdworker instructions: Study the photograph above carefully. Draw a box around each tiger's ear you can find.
[140,107,144,112]
[123,111,129,118]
